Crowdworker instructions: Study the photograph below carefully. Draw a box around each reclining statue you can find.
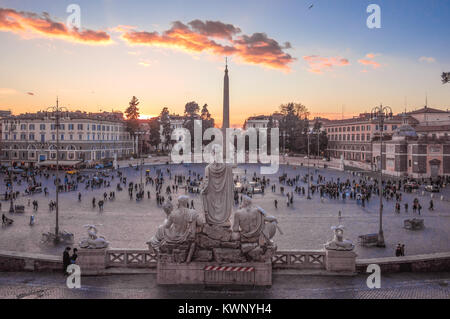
[149,195,203,254]
[232,195,281,261]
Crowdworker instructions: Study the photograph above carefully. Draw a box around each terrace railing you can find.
[105,249,326,270]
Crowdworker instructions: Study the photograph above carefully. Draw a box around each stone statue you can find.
[232,195,280,261]
[201,161,234,226]
[79,224,109,249]
[150,196,203,258]
[325,225,354,251]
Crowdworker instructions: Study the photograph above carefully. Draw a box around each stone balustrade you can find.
[271,250,326,269]
[3,248,449,274]
[105,249,158,268]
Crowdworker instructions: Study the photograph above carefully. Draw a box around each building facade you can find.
[324,112,403,163]
[324,106,450,177]
[0,111,133,167]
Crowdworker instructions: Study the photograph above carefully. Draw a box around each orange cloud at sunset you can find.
[358,59,381,69]
[0,8,112,44]
[302,55,350,74]
[117,20,295,71]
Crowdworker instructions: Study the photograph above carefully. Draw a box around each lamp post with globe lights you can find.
[371,104,393,248]
[46,99,69,244]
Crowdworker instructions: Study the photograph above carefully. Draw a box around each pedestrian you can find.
[63,247,71,275]
[274,199,278,209]
[71,248,78,264]
[395,244,402,257]
[338,210,342,220]
[429,200,434,211]
[400,244,405,256]
[78,192,82,202]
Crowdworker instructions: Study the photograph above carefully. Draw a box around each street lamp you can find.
[370,104,393,248]
[46,99,69,244]
[307,129,312,200]
[7,119,15,213]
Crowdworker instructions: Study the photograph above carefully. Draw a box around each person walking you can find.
[274,199,278,209]
[429,199,434,211]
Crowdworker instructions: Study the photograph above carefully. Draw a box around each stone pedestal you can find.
[325,249,357,273]
[157,261,272,286]
[77,248,107,275]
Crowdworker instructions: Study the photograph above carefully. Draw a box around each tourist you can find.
[63,247,71,275]
[395,244,402,257]
[429,200,434,211]
[71,248,78,264]
[274,199,278,209]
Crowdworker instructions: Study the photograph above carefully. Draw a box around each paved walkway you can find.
[0,272,448,299]
[1,163,449,259]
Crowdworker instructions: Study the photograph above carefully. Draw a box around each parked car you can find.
[95,164,104,169]
[425,184,440,192]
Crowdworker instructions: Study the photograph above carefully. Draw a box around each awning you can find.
[37,160,82,166]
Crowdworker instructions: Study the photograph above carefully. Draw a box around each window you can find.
[61,134,64,140]
[29,124,35,130]
[21,124,26,130]
[51,124,56,130]
[68,124,74,130]
[367,134,370,140]
[4,133,8,140]
[29,134,35,140]
[60,124,65,130]
[79,134,82,140]
[70,134,73,140]
[77,124,83,130]
[21,134,26,140]
[41,134,45,142]
[52,134,55,141]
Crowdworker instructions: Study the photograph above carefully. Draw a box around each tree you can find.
[183,101,201,150]
[160,107,172,150]
[125,96,140,137]
[278,102,309,153]
[200,104,215,142]
[148,117,161,150]
[443,72,450,84]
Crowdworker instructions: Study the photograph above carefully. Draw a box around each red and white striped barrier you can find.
[204,266,255,272]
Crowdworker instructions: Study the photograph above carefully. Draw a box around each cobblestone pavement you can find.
[0,272,449,299]
[1,163,449,259]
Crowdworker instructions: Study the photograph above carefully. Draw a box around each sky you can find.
[0,0,449,127]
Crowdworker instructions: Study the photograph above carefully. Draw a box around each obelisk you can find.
[222,58,230,133]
